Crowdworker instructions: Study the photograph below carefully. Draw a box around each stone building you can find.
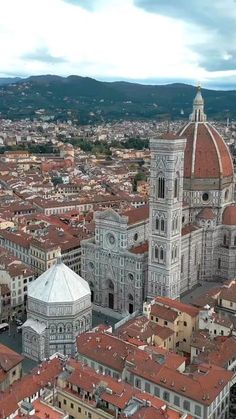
[82,88,236,312]
[22,257,91,361]
[81,206,149,314]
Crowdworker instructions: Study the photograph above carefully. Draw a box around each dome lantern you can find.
[189,85,207,123]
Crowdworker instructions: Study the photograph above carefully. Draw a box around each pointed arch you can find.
[160,247,164,261]
[155,246,159,260]
[174,172,180,199]
[160,218,165,232]
[157,175,165,199]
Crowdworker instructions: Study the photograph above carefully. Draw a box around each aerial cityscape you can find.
[0,1,236,419]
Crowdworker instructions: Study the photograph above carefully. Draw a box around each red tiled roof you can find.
[128,361,233,405]
[154,297,200,317]
[219,281,236,303]
[181,224,199,236]
[123,205,149,225]
[0,358,62,418]
[77,332,136,373]
[0,229,32,248]
[194,335,236,369]
[0,343,24,372]
[160,132,183,140]
[115,315,174,343]
[197,208,216,220]
[150,304,178,322]
[129,241,148,254]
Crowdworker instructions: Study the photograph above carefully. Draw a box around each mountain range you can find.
[0,75,235,123]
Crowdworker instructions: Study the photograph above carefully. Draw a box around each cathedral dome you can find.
[178,88,234,182]
[222,205,236,225]
[28,258,90,303]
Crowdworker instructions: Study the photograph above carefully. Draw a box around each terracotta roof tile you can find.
[197,208,216,220]
[150,304,178,322]
[0,343,24,372]
[129,241,148,254]
[122,205,149,225]
[154,297,199,317]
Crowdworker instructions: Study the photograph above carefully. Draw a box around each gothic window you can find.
[160,219,165,232]
[181,255,184,273]
[158,176,165,199]
[128,294,133,301]
[218,258,221,269]
[174,246,178,259]
[174,177,179,198]
[107,279,114,290]
[155,246,159,260]
[50,325,56,334]
[156,217,159,230]
[160,247,164,261]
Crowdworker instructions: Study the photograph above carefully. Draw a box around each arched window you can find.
[156,218,159,230]
[174,177,178,198]
[223,234,227,246]
[181,255,184,273]
[128,294,133,301]
[172,218,175,231]
[160,219,165,232]
[175,217,178,230]
[107,279,114,290]
[155,246,159,259]
[160,247,164,261]
[158,176,165,199]
[174,247,178,259]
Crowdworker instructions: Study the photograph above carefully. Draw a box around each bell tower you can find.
[148,132,186,300]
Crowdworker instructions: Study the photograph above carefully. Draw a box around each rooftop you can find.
[28,259,90,303]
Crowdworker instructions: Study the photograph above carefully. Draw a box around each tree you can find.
[133,172,146,192]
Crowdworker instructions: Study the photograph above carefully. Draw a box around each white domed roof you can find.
[28,259,90,303]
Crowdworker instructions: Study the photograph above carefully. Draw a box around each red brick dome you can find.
[222,205,236,225]
[178,88,234,180]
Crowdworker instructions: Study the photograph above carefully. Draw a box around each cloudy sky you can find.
[1,0,236,88]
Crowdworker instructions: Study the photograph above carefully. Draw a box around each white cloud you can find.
[0,0,235,86]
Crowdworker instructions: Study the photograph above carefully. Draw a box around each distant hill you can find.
[0,77,22,86]
[0,74,235,123]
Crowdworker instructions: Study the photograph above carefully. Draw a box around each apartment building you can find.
[57,358,190,419]
[0,343,23,391]
[143,297,200,354]
[76,330,233,419]
[0,247,35,316]
[0,226,81,276]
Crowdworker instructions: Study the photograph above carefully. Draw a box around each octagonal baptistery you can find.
[22,258,91,361]
[178,87,234,215]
